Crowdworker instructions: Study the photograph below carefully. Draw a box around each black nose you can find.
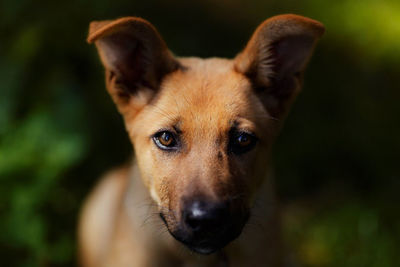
[183,200,229,233]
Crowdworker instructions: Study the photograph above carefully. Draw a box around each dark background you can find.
[0,0,399,266]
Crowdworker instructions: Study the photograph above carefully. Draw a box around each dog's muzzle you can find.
[160,199,249,254]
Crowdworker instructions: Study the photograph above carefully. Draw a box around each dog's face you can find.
[131,58,269,253]
[88,15,324,254]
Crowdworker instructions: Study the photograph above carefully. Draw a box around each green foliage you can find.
[284,196,400,267]
[0,0,399,266]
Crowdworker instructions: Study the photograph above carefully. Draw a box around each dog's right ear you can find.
[87,17,179,115]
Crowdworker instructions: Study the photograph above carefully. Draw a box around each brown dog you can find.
[79,14,324,267]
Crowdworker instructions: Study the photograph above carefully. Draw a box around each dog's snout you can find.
[166,198,249,254]
[183,200,228,233]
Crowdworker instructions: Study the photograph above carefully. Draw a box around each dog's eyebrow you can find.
[158,116,182,134]
[231,118,258,134]
[173,124,182,134]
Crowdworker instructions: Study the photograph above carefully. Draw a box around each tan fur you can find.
[79,14,324,266]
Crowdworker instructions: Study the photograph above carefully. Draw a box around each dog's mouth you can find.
[159,211,249,255]
[172,228,243,255]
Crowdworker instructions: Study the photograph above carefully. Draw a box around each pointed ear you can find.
[87,17,180,114]
[234,14,324,118]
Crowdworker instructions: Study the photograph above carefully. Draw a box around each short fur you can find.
[79,14,324,267]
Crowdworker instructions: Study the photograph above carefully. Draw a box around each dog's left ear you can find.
[235,14,324,118]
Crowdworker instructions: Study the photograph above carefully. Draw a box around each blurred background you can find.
[0,0,399,266]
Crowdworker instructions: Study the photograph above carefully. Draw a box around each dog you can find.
[78,14,324,267]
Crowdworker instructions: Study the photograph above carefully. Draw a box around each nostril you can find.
[186,215,202,231]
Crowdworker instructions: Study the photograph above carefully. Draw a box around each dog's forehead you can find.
[130,57,270,141]
[154,57,266,132]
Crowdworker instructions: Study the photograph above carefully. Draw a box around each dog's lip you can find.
[159,212,167,224]
[159,210,249,255]
[185,244,220,255]
[168,231,223,255]
[160,214,245,255]
[159,217,223,254]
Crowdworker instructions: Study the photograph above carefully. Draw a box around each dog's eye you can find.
[153,131,177,150]
[237,134,252,146]
[229,132,257,154]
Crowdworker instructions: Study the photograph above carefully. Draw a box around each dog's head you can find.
[88,15,324,254]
